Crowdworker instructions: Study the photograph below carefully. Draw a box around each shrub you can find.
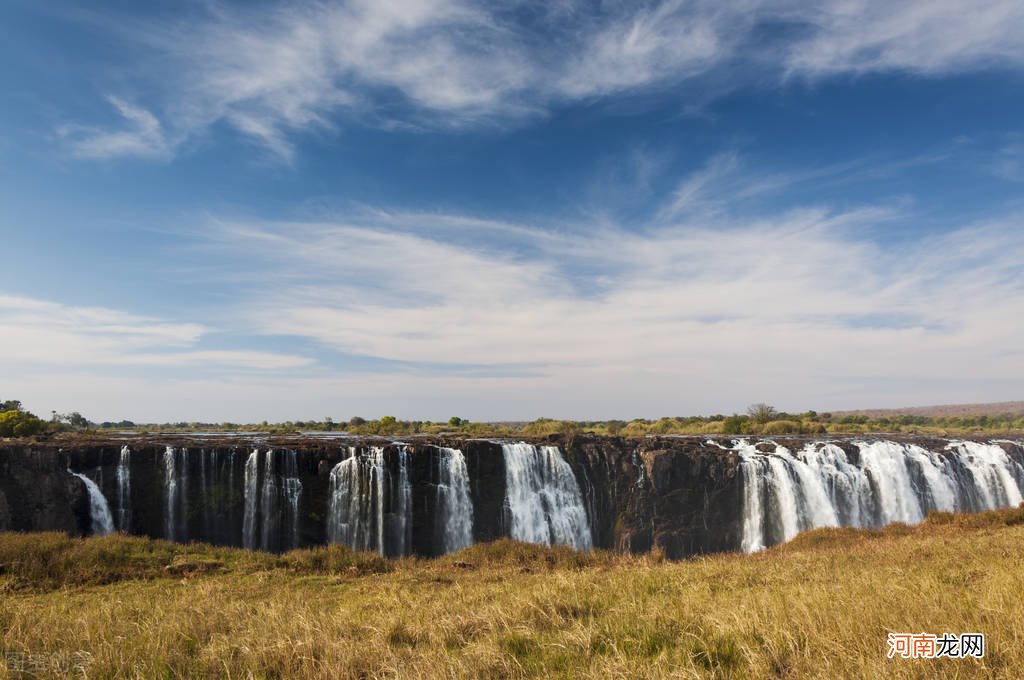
[761,420,801,435]
[0,409,46,437]
[722,415,746,435]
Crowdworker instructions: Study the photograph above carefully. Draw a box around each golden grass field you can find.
[2,508,1024,678]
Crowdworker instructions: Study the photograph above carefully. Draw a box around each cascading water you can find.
[69,471,114,536]
[946,441,1023,510]
[115,445,131,532]
[393,446,411,556]
[737,439,1024,552]
[326,446,411,556]
[327,447,376,551]
[279,450,303,550]
[242,449,259,549]
[259,449,279,551]
[501,443,592,550]
[436,447,473,553]
[163,446,178,541]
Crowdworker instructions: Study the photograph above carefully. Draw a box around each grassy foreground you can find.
[3,510,1024,678]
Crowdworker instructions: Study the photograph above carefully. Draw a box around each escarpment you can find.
[1,434,1021,558]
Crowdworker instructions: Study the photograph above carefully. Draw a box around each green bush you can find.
[0,409,45,437]
[722,415,746,435]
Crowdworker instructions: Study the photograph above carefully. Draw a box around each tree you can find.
[0,410,45,437]
[722,415,746,435]
[747,403,777,425]
[59,412,90,429]
[605,420,626,435]
[0,400,23,412]
[448,416,464,427]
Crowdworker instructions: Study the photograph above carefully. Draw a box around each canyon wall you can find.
[1,435,1021,558]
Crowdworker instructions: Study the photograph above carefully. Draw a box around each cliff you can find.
[1,434,1021,559]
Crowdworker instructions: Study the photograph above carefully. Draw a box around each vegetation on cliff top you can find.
[2,506,1023,677]
[5,394,1024,441]
[81,408,1024,438]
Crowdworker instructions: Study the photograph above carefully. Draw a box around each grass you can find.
[2,509,1024,678]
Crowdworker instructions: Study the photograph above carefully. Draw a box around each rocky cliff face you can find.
[0,435,742,557]
[1,434,1021,559]
[0,446,88,534]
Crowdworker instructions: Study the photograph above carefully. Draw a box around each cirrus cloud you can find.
[62,0,1024,160]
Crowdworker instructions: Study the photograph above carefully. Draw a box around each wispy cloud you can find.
[190,201,1024,410]
[57,96,171,160]
[59,0,1024,161]
[0,294,310,369]
[8,194,1022,419]
[782,0,1024,77]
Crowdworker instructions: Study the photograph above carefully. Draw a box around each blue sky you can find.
[2,0,1024,422]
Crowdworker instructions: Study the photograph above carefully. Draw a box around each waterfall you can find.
[163,446,178,541]
[393,446,411,556]
[259,449,279,551]
[946,441,1023,510]
[501,443,592,550]
[326,446,410,556]
[282,450,303,550]
[327,447,375,551]
[739,455,765,553]
[436,447,473,553]
[70,471,114,536]
[737,439,1024,552]
[115,445,131,532]
[242,449,259,550]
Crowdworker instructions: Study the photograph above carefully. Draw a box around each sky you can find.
[2,0,1024,423]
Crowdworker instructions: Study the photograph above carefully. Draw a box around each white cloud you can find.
[61,0,1024,160]
[0,294,309,370]
[184,201,1024,418]
[6,200,1023,420]
[58,96,171,160]
[781,0,1024,77]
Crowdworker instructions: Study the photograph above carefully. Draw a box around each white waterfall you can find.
[70,471,114,536]
[946,441,1023,510]
[436,447,474,553]
[326,446,410,556]
[737,439,1024,552]
[242,449,259,549]
[501,443,592,550]
[857,441,924,525]
[283,450,303,550]
[327,447,375,551]
[115,445,131,532]
[259,449,278,550]
[739,455,765,553]
[393,446,411,556]
[163,446,178,541]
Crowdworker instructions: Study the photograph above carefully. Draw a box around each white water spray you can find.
[501,443,592,550]
[115,445,131,532]
[737,439,1024,552]
[70,471,114,536]
[436,447,473,553]
[326,446,411,556]
[242,449,259,549]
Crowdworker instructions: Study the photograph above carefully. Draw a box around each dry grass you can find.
[3,509,1024,678]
